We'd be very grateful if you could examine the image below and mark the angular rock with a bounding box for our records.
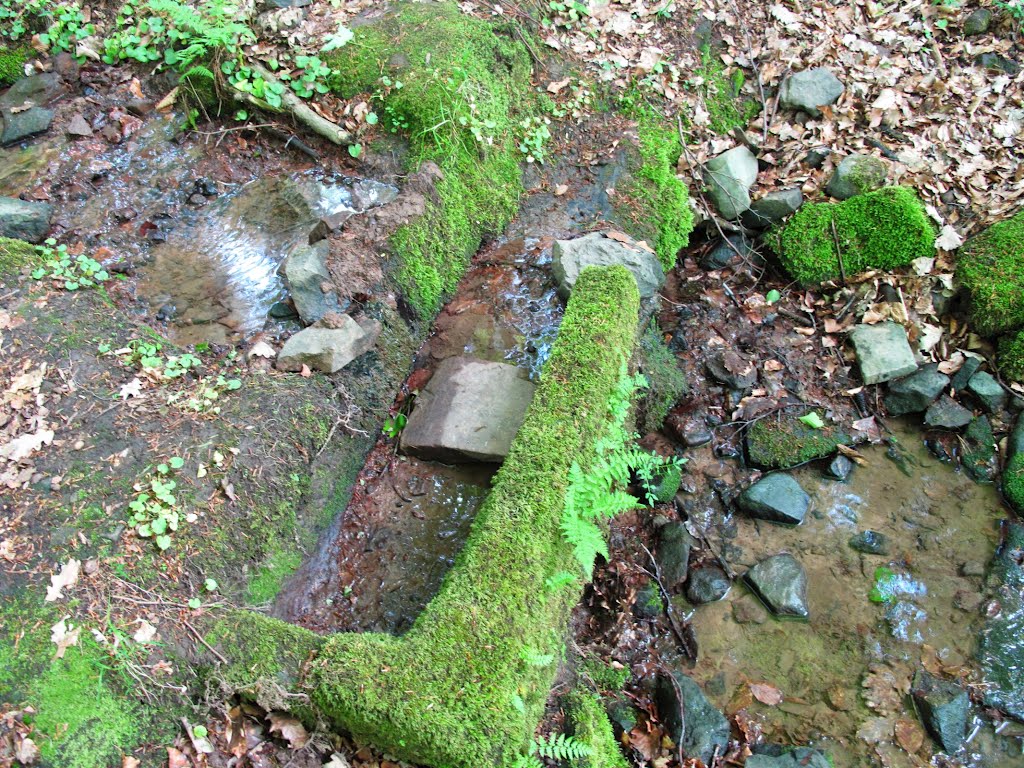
[824,454,854,481]
[655,671,731,765]
[747,412,850,469]
[924,396,973,429]
[0,73,64,110]
[706,349,757,390]
[705,146,758,220]
[283,240,340,325]
[966,371,1006,413]
[884,364,949,415]
[746,748,831,768]
[911,670,969,753]
[738,474,810,525]
[685,566,731,604]
[1,107,55,145]
[400,357,536,463]
[745,553,809,618]
[66,114,93,138]
[979,523,1024,718]
[605,699,638,739]
[962,416,997,483]
[779,68,844,117]
[849,530,889,556]
[740,188,804,229]
[633,583,662,620]
[963,8,992,35]
[552,232,664,299]
[976,53,1020,76]
[656,522,693,592]
[275,318,379,374]
[0,196,53,243]
[950,356,983,391]
[826,154,887,200]
[308,210,354,244]
[700,233,752,270]
[259,0,311,8]
[849,322,918,385]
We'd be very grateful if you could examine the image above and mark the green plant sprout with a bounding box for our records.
[31,239,109,290]
[126,457,186,550]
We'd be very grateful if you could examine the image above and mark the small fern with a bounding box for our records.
[532,733,592,761]
[544,571,577,592]
[512,756,544,768]
[521,647,556,667]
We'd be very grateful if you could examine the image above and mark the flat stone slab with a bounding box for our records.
[0,196,53,243]
[740,187,803,229]
[849,322,917,385]
[924,395,973,429]
[275,317,379,374]
[779,68,844,117]
[745,553,809,619]
[966,371,1006,413]
[738,474,810,525]
[1,107,54,145]
[552,232,664,299]
[400,356,536,463]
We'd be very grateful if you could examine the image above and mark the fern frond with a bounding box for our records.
[532,733,592,761]
[180,64,215,81]
[544,571,577,592]
[512,756,544,768]
[521,647,556,667]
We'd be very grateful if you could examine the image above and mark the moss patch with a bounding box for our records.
[746,410,850,469]
[579,657,629,692]
[0,236,40,281]
[999,328,1024,383]
[695,44,759,135]
[325,2,534,318]
[637,320,687,434]
[775,186,935,284]
[1006,453,1024,514]
[0,44,30,87]
[566,687,629,768]
[957,210,1024,336]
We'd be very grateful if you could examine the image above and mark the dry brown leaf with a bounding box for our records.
[16,736,39,765]
[123,756,141,768]
[750,682,784,706]
[45,558,81,602]
[894,718,925,754]
[268,712,309,749]
[167,747,190,768]
[837,443,868,465]
[627,726,660,762]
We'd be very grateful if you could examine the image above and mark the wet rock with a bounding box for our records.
[732,596,768,624]
[849,322,918,385]
[605,698,638,738]
[683,425,713,447]
[746,412,850,469]
[779,68,845,117]
[633,583,662,620]
[1009,413,1024,460]
[979,523,1024,718]
[268,301,299,320]
[705,349,757,390]
[950,356,982,392]
[740,188,804,229]
[963,8,992,35]
[308,210,354,244]
[911,670,969,753]
[826,155,887,200]
[0,196,53,243]
[705,146,758,219]
[655,670,731,765]
[66,114,93,138]
[849,530,890,556]
[283,240,340,325]
[400,357,536,463]
[824,454,854,481]
[924,396,973,429]
[656,522,694,592]
[700,233,751,270]
[744,553,809,619]
[275,318,380,374]
[966,371,1006,413]
[962,416,997,483]
[884,364,949,415]
[738,474,810,525]
[976,53,1021,76]
[1,107,55,145]
[746,748,831,768]
[0,73,64,110]
[552,232,664,299]
[685,566,731,604]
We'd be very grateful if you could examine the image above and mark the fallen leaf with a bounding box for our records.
[15,737,39,765]
[133,620,157,643]
[764,359,784,372]
[299,364,312,378]
[45,558,81,602]
[51,617,81,658]
[323,754,351,768]
[547,77,571,94]
[0,429,55,462]
[553,184,569,196]
[221,479,237,502]
[750,682,784,706]
[120,378,144,399]
[894,718,924,754]
[167,747,190,768]
[248,341,275,359]
[268,712,309,749]
[627,726,659,761]
[935,225,963,251]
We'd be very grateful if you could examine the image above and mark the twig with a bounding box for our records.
[183,619,228,665]
[866,137,899,161]
[639,543,698,662]
[263,126,321,162]
[664,665,686,766]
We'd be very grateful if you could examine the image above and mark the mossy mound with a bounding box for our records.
[775,186,935,284]
[746,410,851,469]
[1005,453,1024,514]
[325,1,535,318]
[999,328,1024,383]
[0,44,31,88]
[957,210,1024,337]
[696,43,760,136]
[580,657,629,692]
[566,688,630,768]
[0,236,40,280]
[637,320,687,433]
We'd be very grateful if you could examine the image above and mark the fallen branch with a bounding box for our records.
[639,543,698,663]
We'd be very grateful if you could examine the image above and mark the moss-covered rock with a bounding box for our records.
[775,186,935,284]
[999,328,1024,383]
[0,236,40,281]
[1006,453,1024,514]
[566,688,630,768]
[637,320,687,434]
[0,44,31,88]
[746,410,851,469]
[957,210,1024,336]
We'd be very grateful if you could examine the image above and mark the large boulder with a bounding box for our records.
[704,146,758,220]
[826,155,888,200]
[849,322,918,385]
[738,474,810,525]
[552,232,664,299]
[282,240,340,325]
[400,357,536,463]
[0,196,53,243]
[779,68,844,117]
[275,317,380,373]
[655,671,730,765]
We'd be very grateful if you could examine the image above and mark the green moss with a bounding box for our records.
[957,210,1024,336]
[566,688,629,768]
[776,186,935,285]
[0,236,40,280]
[325,2,534,318]
[695,44,758,135]
[999,328,1024,382]
[247,548,303,604]
[746,410,850,469]
[1006,453,1024,514]
[580,658,629,692]
[0,44,30,87]
[637,320,687,433]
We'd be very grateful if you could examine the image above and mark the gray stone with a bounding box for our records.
[966,371,1006,413]
[849,530,890,556]
[924,396,973,429]
[738,474,810,525]
[705,146,758,220]
[700,233,751,270]
[258,0,311,9]
[685,566,731,604]
[655,671,731,765]
[706,349,757,390]
[746,748,831,768]
[963,415,997,483]
[803,148,830,169]
[66,114,93,138]
[884,364,949,415]
[826,155,887,200]
[950,356,982,391]
[1,107,55,145]
[964,8,992,35]
[552,232,664,299]
[911,670,970,753]
[849,322,918,385]
[824,454,854,481]
[0,196,53,243]
[283,240,340,325]
[0,73,64,110]
[633,583,662,620]
[740,188,804,229]
[779,68,845,117]
[745,553,809,618]
[656,522,693,592]
[276,319,380,374]
[605,699,638,738]
[400,357,536,463]
[979,523,1024,717]
[976,53,1020,76]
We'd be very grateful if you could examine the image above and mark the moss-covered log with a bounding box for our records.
[209,265,641,767]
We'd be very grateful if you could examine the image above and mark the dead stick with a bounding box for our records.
[183,619,228,665]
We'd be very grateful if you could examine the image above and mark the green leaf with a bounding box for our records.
[157,463,169,475]
[188,597,202,609]
[798,412,825,429]
[765,289,781,304]
[169,456,185,469]
[348,143,362,158]
[204,578,218,592]
[193,725,208,739]
[156,534,172,550]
